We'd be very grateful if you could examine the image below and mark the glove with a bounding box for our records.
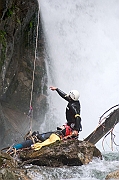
[79,124,82,131]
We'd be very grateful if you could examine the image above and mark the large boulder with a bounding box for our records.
[0,139,102,179]
[19,140,102,167]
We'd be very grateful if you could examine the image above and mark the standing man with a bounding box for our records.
[50,86,82,139]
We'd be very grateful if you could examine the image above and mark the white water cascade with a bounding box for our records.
[39,0,119,151]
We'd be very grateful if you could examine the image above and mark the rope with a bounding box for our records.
[99,104,119,123]
[102,127,114,151]
[111,132,119,147]
[102,124,119,151]
[28,8,40,132]
[111,129,114,151]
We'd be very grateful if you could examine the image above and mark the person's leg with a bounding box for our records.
[31,134,60,150]
[13,139,33,150]
[37,132,53,141]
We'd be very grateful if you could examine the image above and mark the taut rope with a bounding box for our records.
[28,8,40,133]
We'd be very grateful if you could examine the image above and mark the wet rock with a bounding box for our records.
[19,140,102,167]
[0,151,16,168]
[105,169,119,179]
[0,168,18,180]
[0,168,32,180]
[0,0,47,149]
[0,151,32,179]
[0,140,102,178]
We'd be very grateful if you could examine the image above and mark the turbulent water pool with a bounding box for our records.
[25,152,119,180]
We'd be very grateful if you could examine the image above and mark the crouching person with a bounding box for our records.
[12,123,79,151]
[31,124,80,151]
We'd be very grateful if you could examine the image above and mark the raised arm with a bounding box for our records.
[49,86,70,102]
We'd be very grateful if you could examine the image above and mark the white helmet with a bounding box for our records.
[69,90,80,101]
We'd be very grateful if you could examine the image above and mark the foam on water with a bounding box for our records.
[26,152,119,180]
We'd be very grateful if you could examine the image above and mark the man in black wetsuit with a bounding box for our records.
[49,86,82,138]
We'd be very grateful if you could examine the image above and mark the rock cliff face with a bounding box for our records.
[0,0,48,148]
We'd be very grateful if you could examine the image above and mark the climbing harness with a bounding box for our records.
[64,124,72,136]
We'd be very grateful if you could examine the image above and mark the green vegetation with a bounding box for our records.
[0,30,6,48]
[6,5,15,17]
[29,21,33,29]
[17,17,21,25]
[0,30,7,71]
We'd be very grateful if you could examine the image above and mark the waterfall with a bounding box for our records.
[39,0,119,151]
